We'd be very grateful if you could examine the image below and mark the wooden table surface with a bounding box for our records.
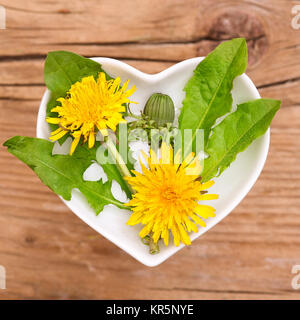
[0,0,300,300]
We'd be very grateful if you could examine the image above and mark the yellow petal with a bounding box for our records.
[49,129,68,141]
[46,117,61,124]
[120,79,129,91]
[186,158,202,176]
[199,194,219,200]
[150,149,159,165]
[162,229,169,246]
[181,152,194,169]
[178,224,191,245]
[50,127,64,136]
[173,149,182,169]
[88,131,95,149]
[139,225,151,238]
[70,136,81,155]
[161,142,173,165]
[194,205,216,219]
[190,213,206,227]
[200,180,214,190]
[171,225,180,247]
[124,85,136,97]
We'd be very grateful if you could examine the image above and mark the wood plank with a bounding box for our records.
[0,0,299,86]
[1,104,300,299]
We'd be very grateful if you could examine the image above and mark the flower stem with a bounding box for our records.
[105,137,134,194]
[149,232,160,255]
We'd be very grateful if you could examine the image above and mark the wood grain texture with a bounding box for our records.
[1,0,300,300]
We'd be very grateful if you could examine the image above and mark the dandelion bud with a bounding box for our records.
[143,93,175,126]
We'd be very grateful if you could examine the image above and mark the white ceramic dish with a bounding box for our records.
[36,57,268,267]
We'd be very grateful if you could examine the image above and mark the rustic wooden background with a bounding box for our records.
[0,0,300,300]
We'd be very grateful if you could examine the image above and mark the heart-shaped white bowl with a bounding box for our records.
[36,57,268,267]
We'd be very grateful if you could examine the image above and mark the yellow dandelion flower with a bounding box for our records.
[125,142,218,247]
[46,72,136,155]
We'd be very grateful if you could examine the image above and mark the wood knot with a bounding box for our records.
[57,9,71,15]
[25,235,36,244]
[203,11,268,66]
[208,11,265,40]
